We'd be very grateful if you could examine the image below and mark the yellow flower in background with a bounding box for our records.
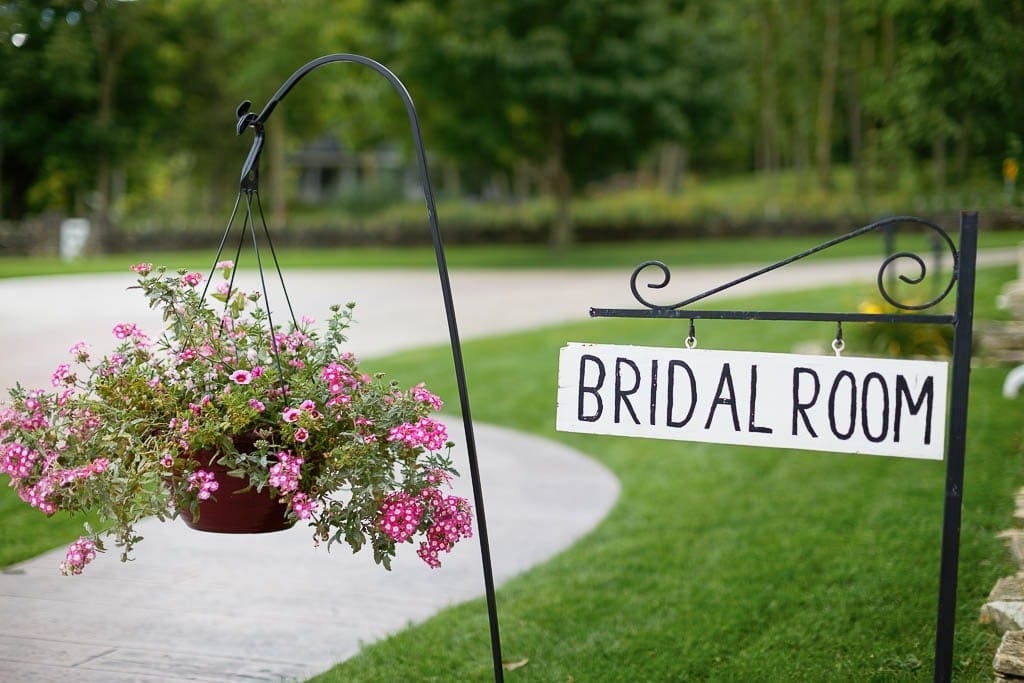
[858,300,883,315]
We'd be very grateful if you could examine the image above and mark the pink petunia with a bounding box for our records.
[51,364,71,387]
[180,272,203,288]
[229,369,252,385]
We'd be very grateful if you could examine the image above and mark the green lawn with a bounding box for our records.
[2,227,1023,278]
[1,258,1021,680]
[307,265,1022,682]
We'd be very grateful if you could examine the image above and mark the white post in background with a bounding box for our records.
[59,218,90,262]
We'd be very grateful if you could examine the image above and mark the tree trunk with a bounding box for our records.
[546,123,573,251]
[89,33,120,254]
[659,143,687,194]
[881,12,898,189]
[443,162,461,197]
[549,164,573,252]
[791,0,813,178]
[933,134,947,202]
[268,118,288,228]
[815,0,840,190]
[513,161,533,201]
[845,63,866,195]
[955,115,971,182]
[757,3,778,174]
[90,58,118,254]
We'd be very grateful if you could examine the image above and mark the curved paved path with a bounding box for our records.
[0,247,1017,681]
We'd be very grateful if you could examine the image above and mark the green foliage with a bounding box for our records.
[308,270,1022,681]
[387,0,739,192]
[0,0,171,217]
[4,0,1024,249]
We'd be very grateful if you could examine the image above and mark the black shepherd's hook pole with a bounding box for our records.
[237,54,505,682]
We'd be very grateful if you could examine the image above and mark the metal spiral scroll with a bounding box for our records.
[628,215,959,312]
[875,218,958,310]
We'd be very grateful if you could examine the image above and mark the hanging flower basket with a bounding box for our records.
[0,262,473,574]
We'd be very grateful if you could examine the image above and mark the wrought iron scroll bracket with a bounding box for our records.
[232,54,505,683]
[599,215,960,324]
[590,211,979,683]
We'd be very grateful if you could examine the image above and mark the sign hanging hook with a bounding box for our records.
[685,319,697,349]
[832,321,845,357]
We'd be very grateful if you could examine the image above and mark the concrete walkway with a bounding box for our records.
[0,247,1018,681]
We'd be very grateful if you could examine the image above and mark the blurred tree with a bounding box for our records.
[386,0,737,249]
[4,0,1024,241]
[0,1,167,240]
[196,0,380,228]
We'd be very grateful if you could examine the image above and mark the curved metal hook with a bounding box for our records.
[233,54,504,682]
[235,54,441,230]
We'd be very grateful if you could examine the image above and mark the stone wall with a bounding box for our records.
[978,248,1024,680]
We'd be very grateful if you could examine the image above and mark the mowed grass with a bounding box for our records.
[0,255,1021,679]
[1,227,1023,278]
[307,265,1023,682]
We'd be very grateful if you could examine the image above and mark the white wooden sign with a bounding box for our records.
[556,343,949,460]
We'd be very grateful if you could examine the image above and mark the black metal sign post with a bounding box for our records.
[231,54,505,682]
[589,212,978,683]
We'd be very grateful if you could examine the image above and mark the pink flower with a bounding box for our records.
[378,492,424,543]
[129,263,152,274]
[68,341,90,360]
[288,492,320,520]
[187,469,219,500]
[1,442,39,479]
[416,490,473,569]
[229,369,252,385]
[387,417,449,452]
[51,364,71,387]
[294,428,309,443]
[60,537,98,575]
[425,469,452,486]
[180,272,203,288]
[112,323,140,340]
[248,399,266,412]
[282,407,301,423]
[215,260,234,270]
[268,451,302,493]
[412,383,444,410]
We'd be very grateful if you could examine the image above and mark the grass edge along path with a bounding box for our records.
[2,228,1023,278]
[311,266,1022,682]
